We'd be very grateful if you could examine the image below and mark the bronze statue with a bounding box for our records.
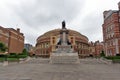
[62,21,66,29]
[56,21,71,46]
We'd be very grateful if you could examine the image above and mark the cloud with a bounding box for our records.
[11,0,85,28]
[79,12,103,42]
[2,0,117,45]
[4,0,85,45]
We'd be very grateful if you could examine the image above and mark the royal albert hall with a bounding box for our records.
[35,23,89,58]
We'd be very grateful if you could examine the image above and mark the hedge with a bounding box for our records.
[105,56,120,60]
[18,55,27,58]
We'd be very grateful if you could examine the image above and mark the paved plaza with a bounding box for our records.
[0,58,120,80]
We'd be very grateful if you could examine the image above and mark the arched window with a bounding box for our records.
[71,37,73,44]
[52,37,55,44]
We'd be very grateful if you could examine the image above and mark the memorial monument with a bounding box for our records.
[50,21,79,64]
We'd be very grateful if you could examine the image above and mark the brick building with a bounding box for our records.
[89,41,104,57]
[102,2,120,56]
[35,23,89,58]
[94,41,104,56]
[24,43,33,52]
[0,26,24,54]
[89,42,95,56]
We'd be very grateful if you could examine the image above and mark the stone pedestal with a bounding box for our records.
[50,53,79,64]
[56,45,73,53]
[50,21,79,64]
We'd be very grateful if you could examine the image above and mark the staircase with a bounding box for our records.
[50,53,79,64]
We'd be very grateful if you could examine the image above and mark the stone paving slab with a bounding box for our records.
[0,58,120,80]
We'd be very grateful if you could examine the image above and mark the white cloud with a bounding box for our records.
[0,0,120,45]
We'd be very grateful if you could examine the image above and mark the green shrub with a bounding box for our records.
[17,49,28,58]
[112,59,120,63]
[0,42,7,52]
[105,56,120,60]
[9,53,16,55]
[0,54,7,58]
[0,58,5,62]
[22,49,28,55]
[0,54,6,57]
[100,51,105,57]
[7,53,18,58]
[18,55,27,58]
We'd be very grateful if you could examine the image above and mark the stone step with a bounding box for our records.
[50,53,79,64]
[26,58,50,64]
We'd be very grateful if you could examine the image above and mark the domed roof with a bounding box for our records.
[37,28,88,41]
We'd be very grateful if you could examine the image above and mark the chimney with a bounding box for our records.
[118,2,120,10]
[17,28,20,33]
[103,11,109,18]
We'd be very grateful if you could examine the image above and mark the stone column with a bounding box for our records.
[62,32,67,45]
[105,43,108,56]
[115,38,119,55]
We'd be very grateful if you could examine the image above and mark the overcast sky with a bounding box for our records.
[0,0,120,46]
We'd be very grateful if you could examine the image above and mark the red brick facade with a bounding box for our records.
[102,2,120,56]
[0,26,24,54]
[89,41,104,57]
[35,29,89,58]
[0,26,9,48]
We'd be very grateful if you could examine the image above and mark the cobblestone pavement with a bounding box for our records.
[0,58,120,80]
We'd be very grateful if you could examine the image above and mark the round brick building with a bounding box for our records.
[35,27,89,58]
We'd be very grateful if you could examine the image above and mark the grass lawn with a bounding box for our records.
[0,57,19,62]
[7,58,19,61]
[0,58,5,62]
[104,56,120,63]
[112,59,120,63]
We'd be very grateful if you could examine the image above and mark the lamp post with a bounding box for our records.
[4,52,8,61]
[3,51,8,66]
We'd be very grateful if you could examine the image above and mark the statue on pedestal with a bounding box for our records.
[57,21,71,46]
[62,21,66,29]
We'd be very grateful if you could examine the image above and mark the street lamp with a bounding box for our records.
[4,52,8,61]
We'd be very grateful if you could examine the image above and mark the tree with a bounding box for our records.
[0,42,7,52]
[22,49,28,55]
[18,49,28,58]
[100,50,105,57]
